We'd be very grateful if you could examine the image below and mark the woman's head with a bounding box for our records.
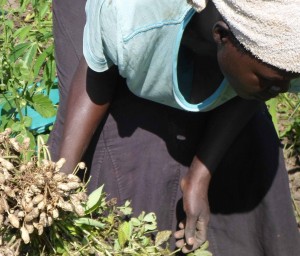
[211,0,300,73]
[213,21,299,101]
[188,0,300,101]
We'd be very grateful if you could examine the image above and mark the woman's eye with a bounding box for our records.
[259,77,273,88]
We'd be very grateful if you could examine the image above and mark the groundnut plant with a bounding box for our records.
[0,128,88,255]
[0,128,212,256]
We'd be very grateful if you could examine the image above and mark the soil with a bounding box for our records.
[285,149,300,230]
[7,0,18,9]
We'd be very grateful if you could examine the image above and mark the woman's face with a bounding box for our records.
[217,39,299,101]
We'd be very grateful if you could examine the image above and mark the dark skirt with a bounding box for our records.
[48,0,86,161]
[48,1,300,255]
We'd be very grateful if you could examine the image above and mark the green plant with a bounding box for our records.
[0,129,213,255]
[0,0,56,146]
[267,93,300,161]
[267,93,300,228]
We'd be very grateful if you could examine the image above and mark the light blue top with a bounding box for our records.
[83,0,300,112]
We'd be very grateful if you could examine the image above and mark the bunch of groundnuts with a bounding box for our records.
[0,128,87,247]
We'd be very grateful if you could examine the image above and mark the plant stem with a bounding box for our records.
[168,247,182,255]
[289,101,300,119]
[282,94,295,109]
[81,228,110,249]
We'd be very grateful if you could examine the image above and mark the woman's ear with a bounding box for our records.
[212,21,231,45]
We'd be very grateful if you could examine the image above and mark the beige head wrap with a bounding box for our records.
[187,0,300,73]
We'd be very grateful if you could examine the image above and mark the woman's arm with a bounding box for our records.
[59,57,119,173]
[196,97,263,172]
[175,97,263,253]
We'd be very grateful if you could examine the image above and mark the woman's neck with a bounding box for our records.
[181,1,221,57]
[181,2,224,104]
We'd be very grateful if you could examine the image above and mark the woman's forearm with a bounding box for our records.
[59,57,118,173]
[196,97,263,174]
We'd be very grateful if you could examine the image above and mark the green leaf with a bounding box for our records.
[74,218,105,228]
[141,236,151,247]
[0,0,7,7]
[118,221,132,248]
[155,230,172,247]
[143,212,156,223]
[13,26,32,41]
[39,2,50,19]
[130,217,141,227]
[33,45,53,78]
[41,32,53,41]
[23,43,38,69]
[31,94,56,118]
[201,241,210,250]
[56,246,66,254]
[4,19,13,30]
[11,121,23,132]
[144,223,157,232]
[14,59,32,82]
[50,58,56,81]
[43,56,56,83]
[22,116,32,128]
[145,247,156,253]
[187,241,213,256]
[118,200,132,216]
[85,185,104,214]
[10,43,31,62]
[20,0,31,10]
[114,239,121,251]
[191,251,213,256]
[106,214,114,225]
[138,211,145,221]
[266,98,279,135]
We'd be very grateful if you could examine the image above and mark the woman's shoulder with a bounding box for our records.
[116,0,191,39]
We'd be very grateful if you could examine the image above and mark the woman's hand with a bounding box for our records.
[174,156,211,254]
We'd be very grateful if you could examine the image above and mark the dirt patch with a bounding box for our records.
[288,170,300,229]
[284,142,300,230]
